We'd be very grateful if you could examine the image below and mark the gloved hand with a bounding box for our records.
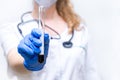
[17,28,49,71]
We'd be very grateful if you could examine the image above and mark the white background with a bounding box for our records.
[0,0,120,80]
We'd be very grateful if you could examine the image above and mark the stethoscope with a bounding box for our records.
[17,11,74,48]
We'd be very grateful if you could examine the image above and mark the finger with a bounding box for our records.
[29,35,42,47]
[31,28,41,39]
[24,35,41,54]
[18,40,34,57]
[44,33,50,45]
[44,34,49,57]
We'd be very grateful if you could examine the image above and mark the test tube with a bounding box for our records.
[38,6,45,63]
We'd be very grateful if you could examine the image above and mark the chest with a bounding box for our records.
[47,34,86,67]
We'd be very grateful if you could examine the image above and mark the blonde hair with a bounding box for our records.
[56,0,81,33]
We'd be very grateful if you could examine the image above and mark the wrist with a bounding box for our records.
[23,61,45,71]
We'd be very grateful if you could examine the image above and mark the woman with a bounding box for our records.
[0,0,100,80]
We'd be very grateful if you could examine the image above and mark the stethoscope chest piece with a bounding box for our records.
[63,41,73,48]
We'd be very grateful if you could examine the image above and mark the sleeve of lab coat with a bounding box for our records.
[81,25,101,80]
[83,46,101,80]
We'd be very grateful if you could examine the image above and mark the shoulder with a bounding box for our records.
[0,22,21,54]
[75,19,88,38]
[0,22,20,40]
[73,21,89,47]
[78,19,88,33]
[0,22,19,32]
[76,20,88,35]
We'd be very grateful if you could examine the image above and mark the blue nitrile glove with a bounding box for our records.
[17,28,49,71]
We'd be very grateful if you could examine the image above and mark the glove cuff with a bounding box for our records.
[23,61,45,71]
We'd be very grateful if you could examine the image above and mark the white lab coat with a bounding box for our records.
[0,14,101,80]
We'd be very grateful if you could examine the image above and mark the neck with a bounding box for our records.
[32,2,59,20]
